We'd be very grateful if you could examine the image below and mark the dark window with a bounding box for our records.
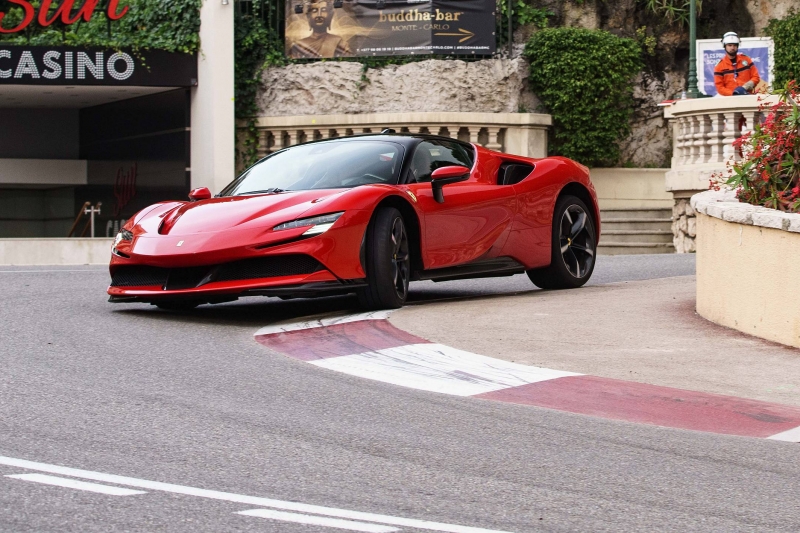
[497,163,534,185]
[408,140,474,183]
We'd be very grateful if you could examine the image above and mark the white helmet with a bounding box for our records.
[722,32,740,45]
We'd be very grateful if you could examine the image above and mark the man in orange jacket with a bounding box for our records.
[714,32,760,96]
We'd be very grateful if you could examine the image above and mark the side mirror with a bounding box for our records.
[188,187,212,201]
[430,166,470,203]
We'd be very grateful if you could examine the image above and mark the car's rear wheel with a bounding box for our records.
[357,207,410,310]
[527,194,596,290]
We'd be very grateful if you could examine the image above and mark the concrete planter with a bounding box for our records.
[691,190,800,348]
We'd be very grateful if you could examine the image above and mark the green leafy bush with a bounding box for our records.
[765,10,800,89]
[524,28,643,167]
[0,0,201,54]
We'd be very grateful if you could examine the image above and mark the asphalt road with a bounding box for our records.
[2,254,800,532]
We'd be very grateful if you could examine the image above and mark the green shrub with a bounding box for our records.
[0,0,201,54]
[765,10,800,88]
[524,28,643,167]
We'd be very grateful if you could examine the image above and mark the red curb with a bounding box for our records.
[476,375,800,438]
[255,319,429,361]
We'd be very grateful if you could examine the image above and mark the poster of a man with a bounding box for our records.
[288,1,352,59]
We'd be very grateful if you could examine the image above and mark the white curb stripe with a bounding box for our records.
[312,343,581,397]
[767,425,800,442]
[237,509,399,532]
[0,455,512,533]
[255,311,394,337]
[6,473,147,496]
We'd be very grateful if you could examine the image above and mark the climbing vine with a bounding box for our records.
[524,28,643,167]
[765,10,800,89]
[0,0,201,53]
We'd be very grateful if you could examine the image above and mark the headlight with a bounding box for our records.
[113,229,133,247]
[273,212,344,236]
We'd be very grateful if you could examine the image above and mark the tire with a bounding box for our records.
[357,207,411,310]
[527,194,596,290]
[155,301,200,311]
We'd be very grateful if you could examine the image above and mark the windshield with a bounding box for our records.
[220,140,404,196]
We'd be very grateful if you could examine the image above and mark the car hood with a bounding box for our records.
[151,190,347,236]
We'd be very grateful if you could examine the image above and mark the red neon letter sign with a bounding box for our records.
[0,0,35,34]
[1,0,128,33]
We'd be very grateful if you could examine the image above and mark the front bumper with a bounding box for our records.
[107,210,372,303]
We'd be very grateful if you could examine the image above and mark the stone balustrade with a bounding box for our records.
[237,112,552,170]
[662,95,779,252]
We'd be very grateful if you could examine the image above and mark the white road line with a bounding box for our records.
[312,343,581,396]
[0,455,512,533]
[255,311,394,336]
[768,425,800,442]
[6,473,147,496]
[237,509,399,532]
[0,270,106,273]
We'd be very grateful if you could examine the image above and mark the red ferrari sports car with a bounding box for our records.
[108,132,599,310]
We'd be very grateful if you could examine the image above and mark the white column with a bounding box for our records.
[190,0,235,194]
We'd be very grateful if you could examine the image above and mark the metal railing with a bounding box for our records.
[67,202,102,238]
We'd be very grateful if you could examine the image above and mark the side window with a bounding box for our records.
[408,140,474,183]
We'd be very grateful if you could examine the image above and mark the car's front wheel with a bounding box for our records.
[357,207,410,310]
[527,194,596,290]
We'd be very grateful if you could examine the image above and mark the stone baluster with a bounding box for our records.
[486,127,502,151]
[468,126,480,145]
[256,129,270,158]
[408,126,425,134]
[289,129,303,146]
[722,112,742,162]
[674,117,687,165]
[707,113,726,164]
[694,114,712,164]
[687,116,700,165]
[680,117,692,165]
[741,111,759,136]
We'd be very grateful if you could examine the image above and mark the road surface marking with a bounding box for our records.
[237,509,399,532]
[255,315,800,442]
[0,455,512,533]
[255,310,393,336]
[5,473,147,496]
[768,425,800,442]
[0,270,106,273]
[312,343,579,396]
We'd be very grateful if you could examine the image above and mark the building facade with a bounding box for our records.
[0,0,233,238]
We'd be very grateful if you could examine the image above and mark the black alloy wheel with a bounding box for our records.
[559,202,595,278]
[358,207,411,309]
[527,195,596,290]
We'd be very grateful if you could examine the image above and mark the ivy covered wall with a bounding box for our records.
[0,0,201,53]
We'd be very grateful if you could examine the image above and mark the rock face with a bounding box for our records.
[746,0,796,34]
[257,58,539,116]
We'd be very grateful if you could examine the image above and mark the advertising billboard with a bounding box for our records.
[696,37,774,96]
[285,0,496,58]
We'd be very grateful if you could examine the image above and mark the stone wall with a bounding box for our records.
[257,58,539,117]
[672,198,697,253]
